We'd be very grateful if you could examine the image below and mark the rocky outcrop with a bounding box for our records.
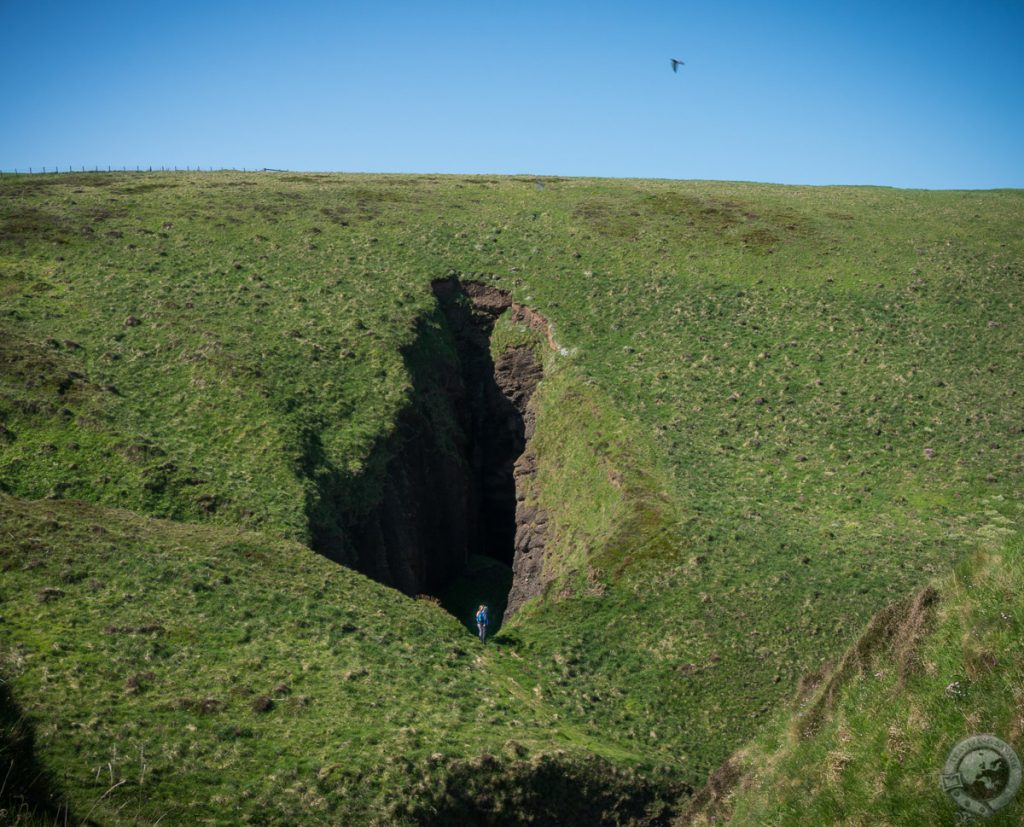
[507,446,546,618]
[448,282,550,619]
[496,347,548,620]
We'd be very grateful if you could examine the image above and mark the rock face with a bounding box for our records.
[319,277,550,616]
[438,280,550,619]
[496,347,547,620]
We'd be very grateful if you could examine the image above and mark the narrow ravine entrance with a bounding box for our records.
[428,279,545,633]
[317,277,550,635]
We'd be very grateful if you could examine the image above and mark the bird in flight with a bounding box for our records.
[671,58,685,73]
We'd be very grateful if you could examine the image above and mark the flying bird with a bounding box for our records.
[671,58,685,73]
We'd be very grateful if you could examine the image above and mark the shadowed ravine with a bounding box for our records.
[308,277,549,630]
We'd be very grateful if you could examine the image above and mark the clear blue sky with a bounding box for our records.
[2,0,1022,188]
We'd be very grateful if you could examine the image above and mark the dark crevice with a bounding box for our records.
[306,277,546,628]
[432,278,531,571]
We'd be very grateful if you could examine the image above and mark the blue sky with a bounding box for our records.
[1,0,1021,188]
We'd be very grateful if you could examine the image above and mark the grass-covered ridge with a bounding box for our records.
[682,498,1023,826]
[1,172,1022,823]
[0,494,676,824]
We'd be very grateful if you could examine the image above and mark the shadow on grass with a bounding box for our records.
[487,631,524,649]
[403,751,690,826]
[0,678,83,825]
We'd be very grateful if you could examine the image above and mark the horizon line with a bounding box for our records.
[1,166,1021,193]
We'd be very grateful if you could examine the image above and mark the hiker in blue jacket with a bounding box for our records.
[475,604,489,644]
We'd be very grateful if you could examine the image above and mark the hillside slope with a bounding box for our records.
[682,499,1022,826]
[0,493,678,824]
[1,172,1022,823]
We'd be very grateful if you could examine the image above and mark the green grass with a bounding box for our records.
[686,498,1023,826]
[0,494,670,824]
[0,171,1022,823]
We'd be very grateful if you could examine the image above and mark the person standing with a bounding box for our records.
[475,604,489,644]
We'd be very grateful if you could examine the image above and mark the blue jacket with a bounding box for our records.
[476,608,489,625]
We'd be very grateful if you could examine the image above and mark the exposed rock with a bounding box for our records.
[454,283,549,620]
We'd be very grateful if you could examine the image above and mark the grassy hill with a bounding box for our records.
[681,503,1023,826]
[1,171,1021,823]
[0,494,675,824]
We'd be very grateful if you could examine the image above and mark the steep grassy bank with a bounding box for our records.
[1,172,1022,822]
[683,499,1023,826]
[0,493,680,824]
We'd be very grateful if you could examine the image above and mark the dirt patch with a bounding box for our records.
[795,585,940,739]
[673,757,742,825]
[643,193,747,232]
[318,205,351,226]
[461,279,513,315]
[115,181,179,194]
[740,228,780,254]
[510,175,571,186]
